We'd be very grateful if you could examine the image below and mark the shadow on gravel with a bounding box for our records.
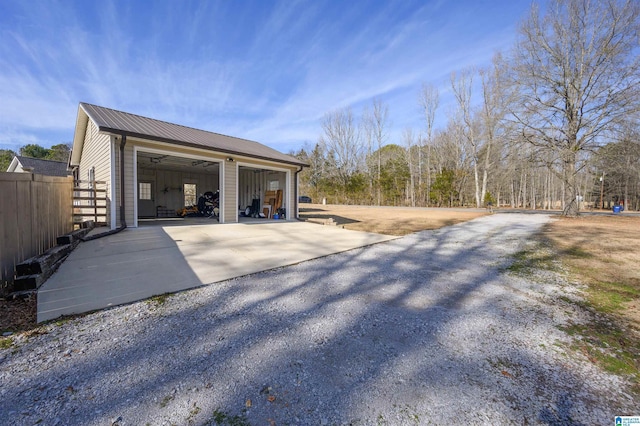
[1,214,631,425]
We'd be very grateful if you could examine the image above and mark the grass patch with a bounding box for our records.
[563,322,639,378]
[209,409,250,426]
[147,293,171,307]
[562,245,592,259]
[0,336,14,349]
[505,242,557,277]
[54,317,73,327]
[159,394,174,408]
[588,282,638,313]
[187,403,201,424]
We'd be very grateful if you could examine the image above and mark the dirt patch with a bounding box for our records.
[300,204,487,235]
[0,294,37,333]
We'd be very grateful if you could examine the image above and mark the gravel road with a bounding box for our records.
[1,213,637,425]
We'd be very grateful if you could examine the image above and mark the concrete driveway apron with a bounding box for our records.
[37,221,397,322]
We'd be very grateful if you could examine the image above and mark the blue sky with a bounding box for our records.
[0,0,535,154]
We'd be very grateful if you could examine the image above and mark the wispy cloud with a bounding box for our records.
[0,0,531,152]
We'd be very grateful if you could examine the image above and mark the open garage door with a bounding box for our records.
[136,151,220,222]
[238,166,288,219]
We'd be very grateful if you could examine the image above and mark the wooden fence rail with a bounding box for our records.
[0,173,74,292]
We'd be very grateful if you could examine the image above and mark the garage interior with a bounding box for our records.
[136,152,220,220]
[238,166,287,219]
[136,152,287,221]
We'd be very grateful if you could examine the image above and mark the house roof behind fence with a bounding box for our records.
[10,156,71,176]
[74,102,307,167]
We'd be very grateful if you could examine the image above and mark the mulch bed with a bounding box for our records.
[0,295,37,333]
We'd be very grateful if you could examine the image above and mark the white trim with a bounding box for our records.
[235,160,291,173]
[233,161,239,223]
[287,169,293,221]
[295,170,300,220]
[133,144,225,163]
[219,159,225,223]
[6,157,20,172]
[237,161,293,221]
[110,136,117,230]
[119,135,299,169]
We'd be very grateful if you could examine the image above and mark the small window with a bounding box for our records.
[269,180,279,190]
[139,182,152,200]
[184,183,197,206]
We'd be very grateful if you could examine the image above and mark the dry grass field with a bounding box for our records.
[299,204,488,235]
[543,215,640,323]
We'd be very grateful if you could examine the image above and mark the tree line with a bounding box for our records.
[294,0,640,214]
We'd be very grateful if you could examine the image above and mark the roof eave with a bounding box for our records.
[70,105,89,166]
[6,156,20,172]
[99,127,309,168]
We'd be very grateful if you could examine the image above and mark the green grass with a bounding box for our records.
[587,281,640,313]
[563,322,639,378]
[209,409,250,426]
[0,336,14,349]
[147,293,171,307]
[504,242,557,277]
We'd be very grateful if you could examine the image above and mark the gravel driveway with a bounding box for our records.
[1,213,637,425]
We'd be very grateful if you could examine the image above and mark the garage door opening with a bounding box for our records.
[136,152,220,221]
[238,166,287,220]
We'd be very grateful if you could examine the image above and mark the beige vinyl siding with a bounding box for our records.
[78,120,111,186]
[78,120,112,224]
[223,161,237,223]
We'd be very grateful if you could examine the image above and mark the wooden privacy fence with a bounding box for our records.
[0,173,74,291]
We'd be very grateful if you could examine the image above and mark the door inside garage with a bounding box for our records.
[136,152,220,220]
[238,166,287,219]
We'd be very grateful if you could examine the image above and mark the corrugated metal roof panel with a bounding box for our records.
[79,103,307,167]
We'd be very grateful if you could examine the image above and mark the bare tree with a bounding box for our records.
[403,128,416,206]
[478,54,511,207]
[320,107,363,195]
[451,68,484,208]
[418,84,439,205]
[362,99,389,205]
[510,0,640,216]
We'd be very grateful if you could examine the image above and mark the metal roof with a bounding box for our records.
[78,103,307,167]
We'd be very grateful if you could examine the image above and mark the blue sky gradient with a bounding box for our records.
[0,0,535,154]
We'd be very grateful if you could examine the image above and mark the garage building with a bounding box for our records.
[70,102,307,229]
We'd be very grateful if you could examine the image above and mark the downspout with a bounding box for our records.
[294,165,303,220]
[119,134,127,228]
